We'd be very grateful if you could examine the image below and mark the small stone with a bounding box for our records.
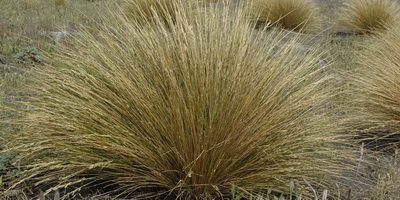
[0,55,5,64]
[319,58,328,69]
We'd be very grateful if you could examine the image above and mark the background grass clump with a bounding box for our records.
[350,23,400,150]
[54,0,67,7]
[1,1,357,199]
[338,0,400,34]
[248,0,321,32]
[121,0,197,26]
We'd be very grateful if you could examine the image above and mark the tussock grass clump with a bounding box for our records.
[121,0,196,25]
[4,2,355,199]
[338,0,400,34]
[54,0,67,6]
[351,24,400,149]
[248,0,321,32]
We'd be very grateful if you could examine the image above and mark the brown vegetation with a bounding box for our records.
[351,23,400,150]
[121,0,196,26]
[248,0,321,32]
[2,2,356,199]
[54,0,67,6]
[338,0,400,34]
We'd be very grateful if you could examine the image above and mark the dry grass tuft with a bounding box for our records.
[248,0,321,33]
[3,2,356,199]
[338,0,400,34]
[120,0,197,26]
[54,0,67,6]
[370,151,400,198]
[351,24,400,150]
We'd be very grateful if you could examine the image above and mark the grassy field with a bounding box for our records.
[1,0,400,199]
